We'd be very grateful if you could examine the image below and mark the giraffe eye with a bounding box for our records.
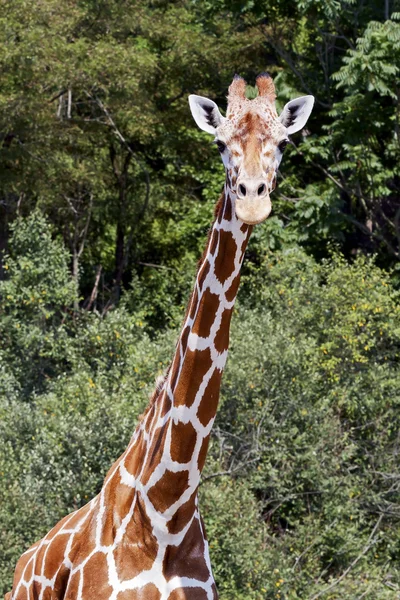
[216,141,226,153]
[278,139,289,153]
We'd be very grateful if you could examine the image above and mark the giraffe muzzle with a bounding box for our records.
[235,180,272,225]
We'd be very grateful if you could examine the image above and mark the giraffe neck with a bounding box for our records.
[119,185,251,516]
[166,183,251,446]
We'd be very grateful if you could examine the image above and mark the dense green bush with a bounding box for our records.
[1,214,400,598]
[212,248,400,597]
[0,212,77,399]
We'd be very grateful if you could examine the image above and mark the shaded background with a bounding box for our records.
[1,1,400,597]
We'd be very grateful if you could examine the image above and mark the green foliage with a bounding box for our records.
[207,247,400,597]
[0,0,254,313]
[201,480,270,599]
[1,216,400,599]
[0,212,77,398]
[215,1,400,265]
[1,0,400,319]
[1,1,400,598]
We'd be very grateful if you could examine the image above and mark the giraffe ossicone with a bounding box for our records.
[6,74,314,600]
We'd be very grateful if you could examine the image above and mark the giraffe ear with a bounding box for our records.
[189,95,225,135]
[280,95,315,135]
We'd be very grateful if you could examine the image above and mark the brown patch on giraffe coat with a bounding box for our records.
[115,479,136,522]
[213,230,237,284]
[125,434,147,477]
[160,393,172,417]
[240,231,251,262]
[163,517,209,582]
[170,352,181,392]
[197,434,210,472]
[197,260,210,291]
[174,347,212,408]
[113,495,158,582]
[123,494,154,541]
[225,274,240,303]
[64,570,80,599]
[70,527,97,569]
[192,288,219,339]
[181,325,190,354]
[149,422,168,464]
[214,308,233,354]
[30,508,87,583]
[189,287,198,320]
[53,563,71,596]
[21,555,33,582]
[167,491,197,535]
[141,422,168,485]
[34,545,45,576]
[14,588,28,600]
[222,196,232,221]
[209,229,218,256]
[217,199,224,223]
[42,585,53,599]
[117,585,161,600]
[43,533,70,580]
[170,420,198,464]
[100,505,116,547]
[147,469,189,513]
[144,402,157,435]
[168,588,208,600]
[65,506,97,567]
[81,552,113,597]
[197,369,222,427]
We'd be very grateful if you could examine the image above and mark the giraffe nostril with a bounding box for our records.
[257,184,266,196]
[238,184,246,197]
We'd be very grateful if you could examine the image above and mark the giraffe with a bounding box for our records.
[6,74,314,600]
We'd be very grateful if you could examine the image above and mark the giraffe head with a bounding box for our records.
[189,73,314,225]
